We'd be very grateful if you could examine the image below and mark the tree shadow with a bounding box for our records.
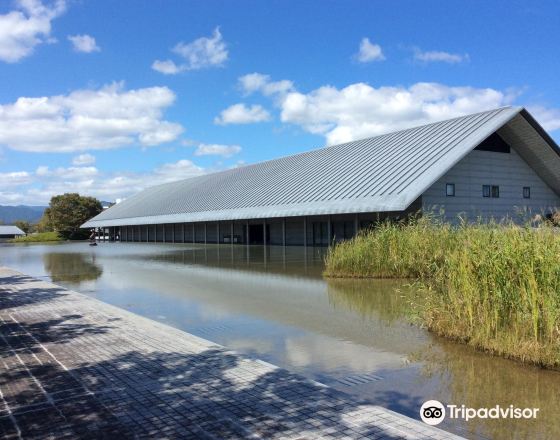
[0,274,70,311]
[1,343,423,439]
[1,314,114,352]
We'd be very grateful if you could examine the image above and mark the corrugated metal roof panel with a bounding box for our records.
[83,107,529,227]
[0,226,25,235]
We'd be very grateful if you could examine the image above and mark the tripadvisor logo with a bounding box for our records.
[420,400,539,426]
[420,400,445,425]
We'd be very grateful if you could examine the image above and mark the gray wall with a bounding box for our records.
[423,147,560,223]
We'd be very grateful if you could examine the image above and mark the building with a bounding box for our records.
[82,107,560,246]
[0,225,25,241]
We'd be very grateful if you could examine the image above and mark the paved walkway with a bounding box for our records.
[0,267,462,439]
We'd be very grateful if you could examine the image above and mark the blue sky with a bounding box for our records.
[0,0,559,205]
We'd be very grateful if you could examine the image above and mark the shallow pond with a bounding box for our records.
[1,242,559,439]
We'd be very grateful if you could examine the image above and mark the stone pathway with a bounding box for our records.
[0,267,462,439]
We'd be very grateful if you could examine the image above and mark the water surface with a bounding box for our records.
[2,242,559,440]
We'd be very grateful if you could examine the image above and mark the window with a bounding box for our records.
[483,185,500,198]
[446,183,455,197]
[523,187,531,199]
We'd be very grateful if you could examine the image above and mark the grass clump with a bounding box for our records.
[10,231,62,243]
[324,217,560,368]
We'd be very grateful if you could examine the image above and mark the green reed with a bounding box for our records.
[324,217,560,368]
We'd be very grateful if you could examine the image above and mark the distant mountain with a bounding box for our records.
[0,205,47,224]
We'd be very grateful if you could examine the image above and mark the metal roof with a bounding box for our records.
[83,106,560,228]
[0,225,25,235]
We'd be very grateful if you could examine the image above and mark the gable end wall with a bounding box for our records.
[422,147,560,223]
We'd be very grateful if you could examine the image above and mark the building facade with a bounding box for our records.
[83,107,560,246]
[0,226,25,241]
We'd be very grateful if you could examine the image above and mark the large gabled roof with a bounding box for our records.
[83,106,560,228]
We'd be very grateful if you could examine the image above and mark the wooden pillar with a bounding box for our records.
[182,223,185,243]
[154,224,157,242]
[282,218,286,247]
[217,222,220,244]
[192,223,195,243]
[263,220,267,248]
[230,222,234,245]
[354,214,359,237]
[131,226,134,242]
[204,222,207,244]
[145,225,148,242]
[172,224,175,243]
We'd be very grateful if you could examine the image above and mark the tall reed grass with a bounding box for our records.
[324,217,560,368]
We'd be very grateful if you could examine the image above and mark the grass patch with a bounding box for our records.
[324,218,560,368]
[10,231,63,243]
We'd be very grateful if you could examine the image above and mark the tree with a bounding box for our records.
[36,210,53,233]
[46,193,103,240]
[14,220,31,234]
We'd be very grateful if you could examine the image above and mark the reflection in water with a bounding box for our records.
[141,245,327,278]
[1,242,560,440]
[43,252,103,283]
[417,340,560,440]
[327,278,422,324]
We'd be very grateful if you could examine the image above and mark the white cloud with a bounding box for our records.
[151,59,181,75]
[0,82,184,152]
[279,81,516,144]
[0,159,205,205]
[72,153,95,165]
[68,34,100,53]
[214,103,271,125]
[0,0,66,63]
[414,48,469,64]
[355,38,385,63]
[194,143,241,157]
[528,106,560,132]
[152,27,228,74]
[0,171,32,187]
[238,73,294,97]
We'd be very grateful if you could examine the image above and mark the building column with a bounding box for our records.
[303,216,307,248]
[192,223,195,243]
[172,224,175,243]
[246,220,250,262]
[217,222,220,244]
[204,222,207,245]
[230,222,234,245]
[182,223,185,243]
[154,225,157,242]
[354,214,359,237]
[282,218,286,247]
[131,226,134,242]
[327,215,332,246]
[263,220,267,248]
